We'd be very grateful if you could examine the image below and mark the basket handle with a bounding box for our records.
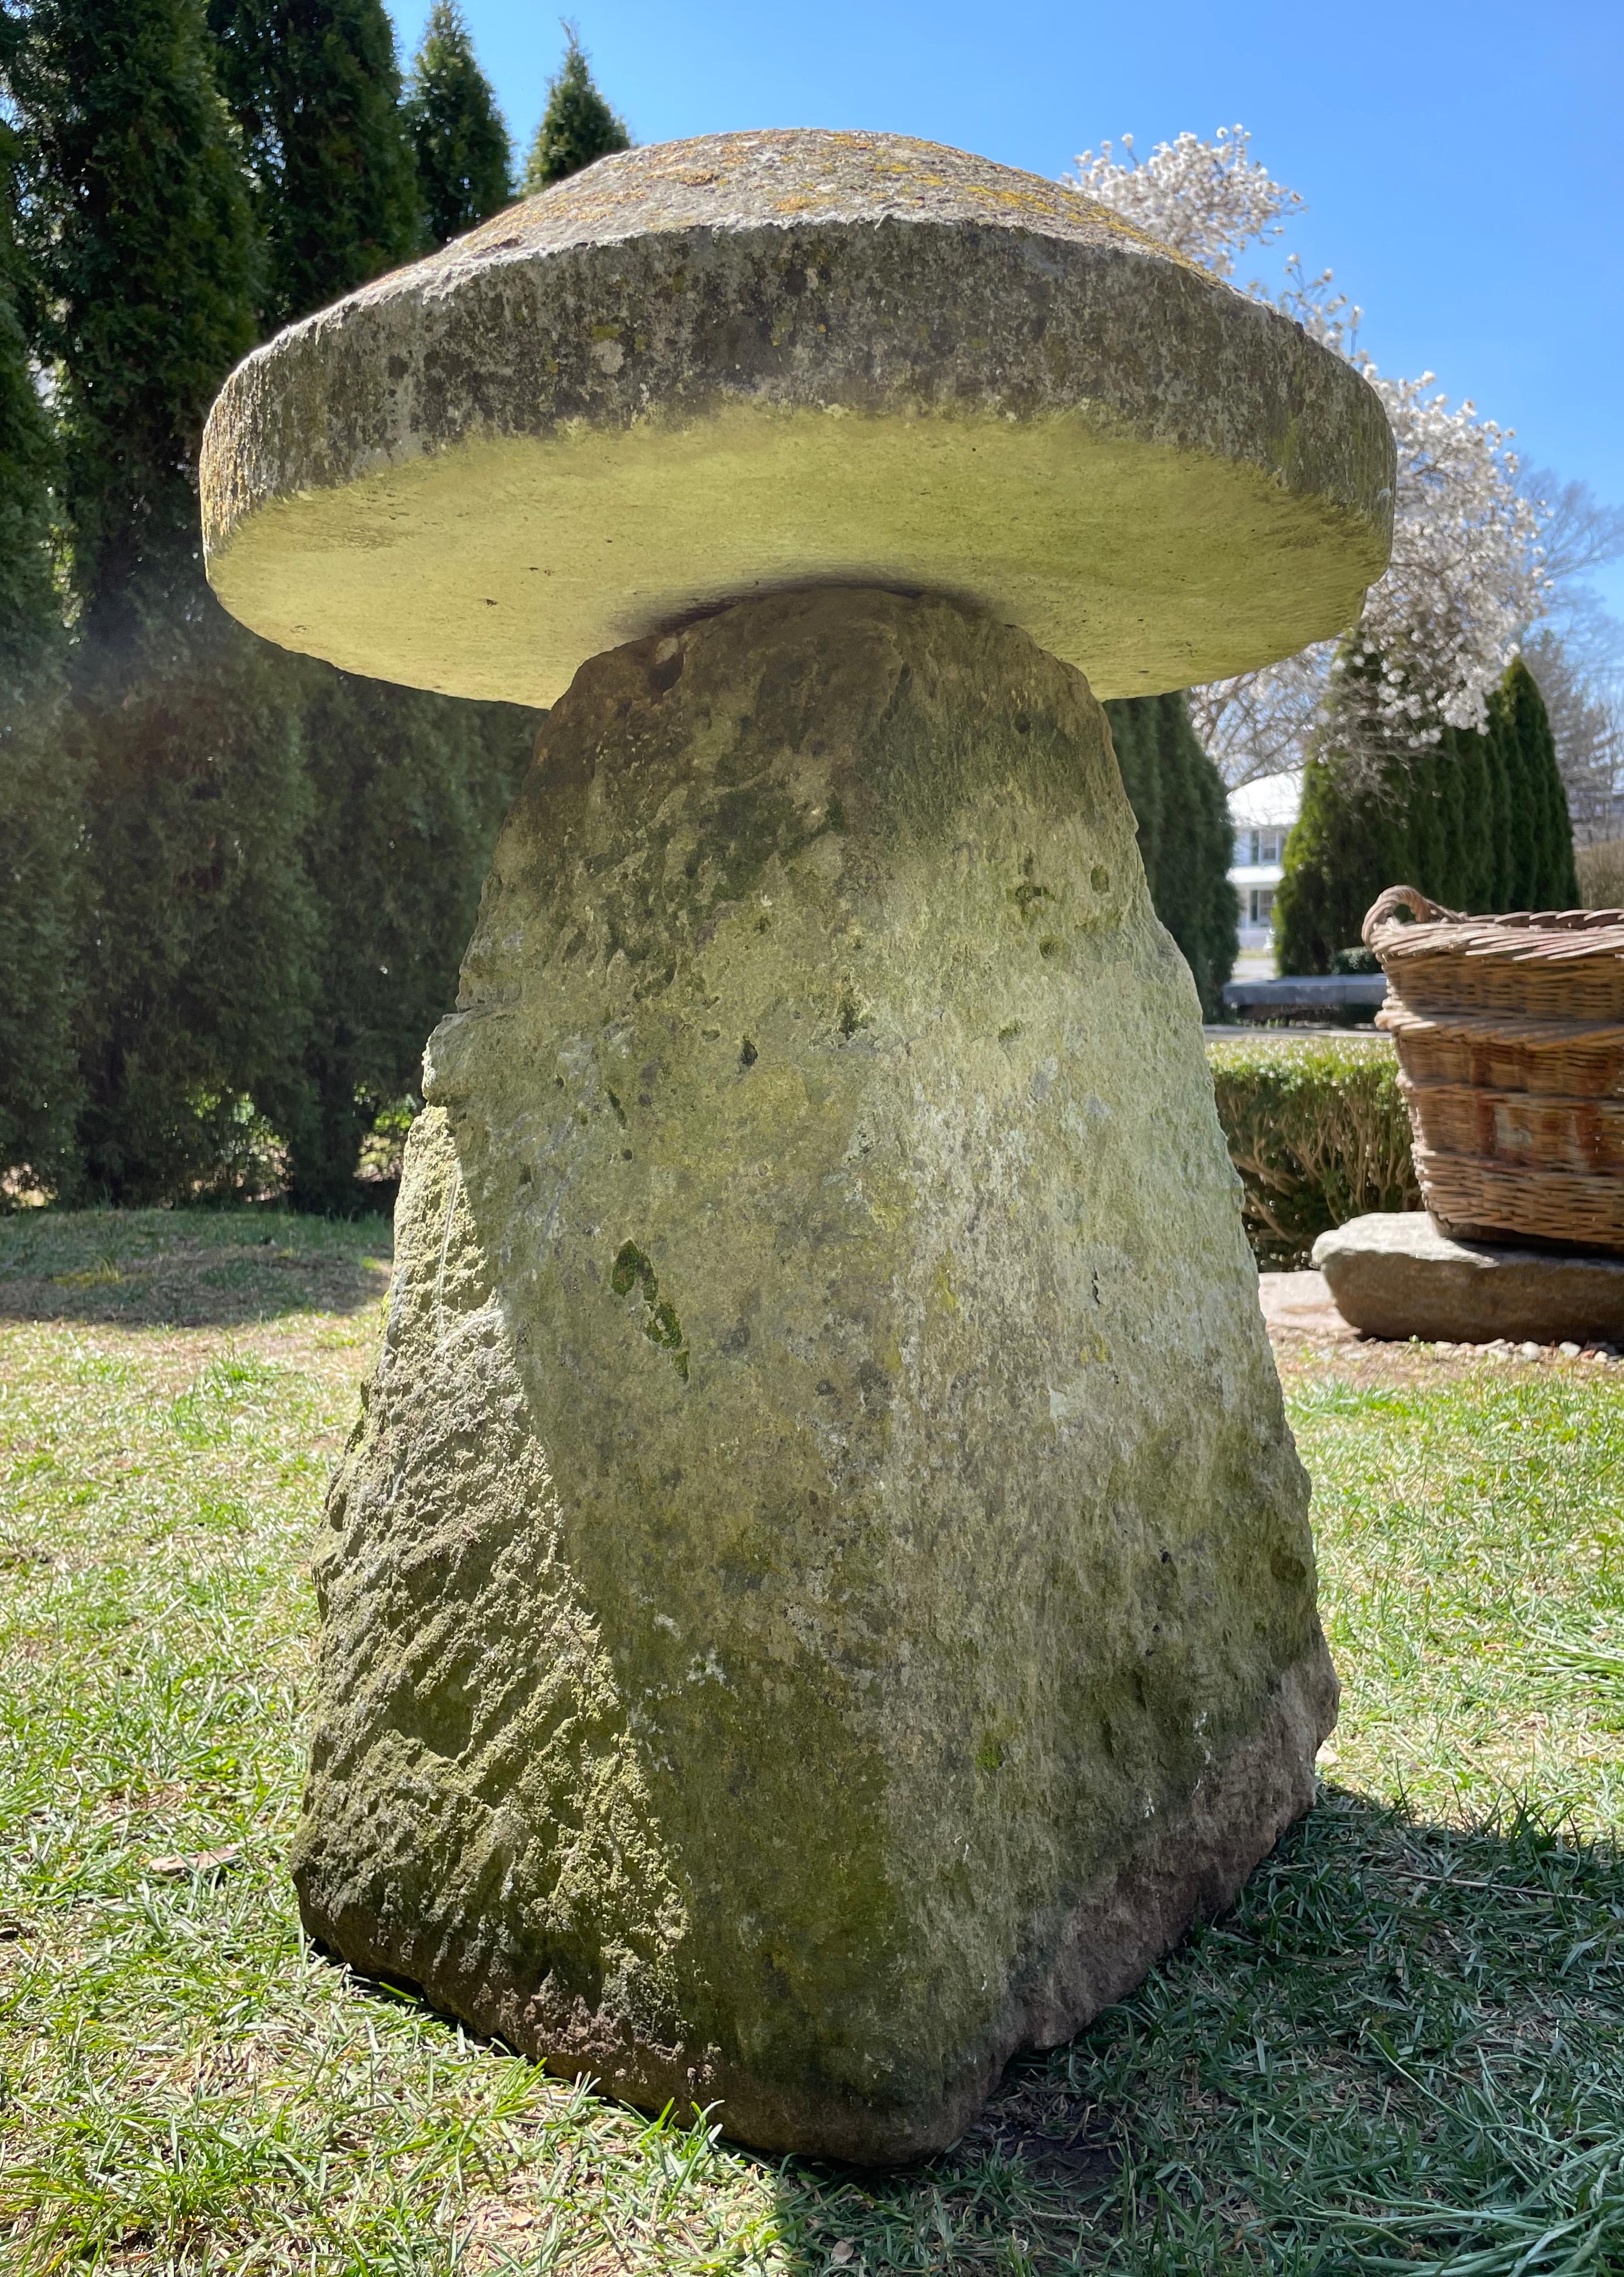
[1361,884,1461,946]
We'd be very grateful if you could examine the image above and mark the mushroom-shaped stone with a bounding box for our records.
[207,132,1375,2164]
[200,129,1392,708]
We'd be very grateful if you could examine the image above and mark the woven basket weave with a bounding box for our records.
[1364,885,1624,1252]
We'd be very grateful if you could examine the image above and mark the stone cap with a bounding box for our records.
[200,129,1396,709]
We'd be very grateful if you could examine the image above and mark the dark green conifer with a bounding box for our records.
[208,0,424,327]
[1271,750,1399,977]
[405,0,512,246]
[1493,657,1577,908]
[10,0,318,1200]
[522,23,629,193]
[282,680,532,1212]
[0,127,60,678]
[18,0,262,636]
[0,107,84,1188]
[66,656,318,1200]
[206,0,535,1209]
[1105,691,1238,1017]
[1275,651,1578,973]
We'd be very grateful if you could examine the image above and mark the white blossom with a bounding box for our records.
[1065,126,1300,281]
[1067,131,1554,780]
[1341,373,1549,740]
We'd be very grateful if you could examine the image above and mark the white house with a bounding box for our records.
[1228,769,1302,961]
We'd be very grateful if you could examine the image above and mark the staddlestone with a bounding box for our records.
[1315,1211,1624,1344]
[292,590,1337,2160]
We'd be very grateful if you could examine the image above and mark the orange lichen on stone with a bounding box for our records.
[435,127,1185,267]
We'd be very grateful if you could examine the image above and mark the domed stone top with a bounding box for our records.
[200,128,1395,710]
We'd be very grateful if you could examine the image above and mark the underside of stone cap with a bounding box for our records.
[200,128,1395,709]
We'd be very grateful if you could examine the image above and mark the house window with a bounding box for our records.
[1249,886,1275,926]
[1235,829,1284,867]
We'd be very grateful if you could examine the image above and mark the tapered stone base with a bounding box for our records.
[291,590,1336,2160]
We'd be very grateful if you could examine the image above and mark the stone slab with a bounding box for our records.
[1313,1212,1624,1343]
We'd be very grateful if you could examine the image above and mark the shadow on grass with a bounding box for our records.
[359,1787,1624,2272]
[0,1207,393,1328]
[738,1786,1624,2273]
[7,1789,1621,2272]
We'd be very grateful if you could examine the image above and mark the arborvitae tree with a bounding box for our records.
[1275,652,1578,973]
[1275,648,1470,977]
[1105,690,1238,1017]
[0,110,84,1189]
[1494,656,1578,908]
[67,658,318,1199]
[10,0,319,1200]
[0,136,60,659]
[206,0,536,1209]
[207,0,423,328]
[1271,745,1400,977]
[404,0,511,246]
[283,677,532,1211]
[522,24,629,193]
[19,0,262,640]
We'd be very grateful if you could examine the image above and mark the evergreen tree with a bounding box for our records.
[10,0,319,1200]
[1271,746,1399,977]
[67,654,318,1200]
[1105,691,1238,1017]
[0,131,60,665]
[404,0,511,247]
[206,0,536,1209]
[207,0,423,328]
[1275,652,1578,973]
[17,0,262,639]
[0,107,84,1189]
[283,676,532,1211]
[1494,657,1578,908]
[522,24,628,193]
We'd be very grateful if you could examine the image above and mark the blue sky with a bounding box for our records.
[387,0,1624,622]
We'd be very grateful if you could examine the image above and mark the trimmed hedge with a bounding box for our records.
[1207,1035,1419,1267]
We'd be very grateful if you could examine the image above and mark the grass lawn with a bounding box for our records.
[2,1210,1622,2275]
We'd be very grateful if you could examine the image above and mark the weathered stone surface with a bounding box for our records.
[199,128,1393,710]
[292,589,1336,2160]
[1314,1211,1624,1343]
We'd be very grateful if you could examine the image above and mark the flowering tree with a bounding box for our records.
[1063,127,1301,280]
[1067,131,1553,784]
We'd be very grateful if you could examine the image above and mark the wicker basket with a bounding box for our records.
[1364,885,1624,1252]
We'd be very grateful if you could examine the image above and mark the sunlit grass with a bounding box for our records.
[1296,1370,1624,1828]
[2,1213,1622,2274]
